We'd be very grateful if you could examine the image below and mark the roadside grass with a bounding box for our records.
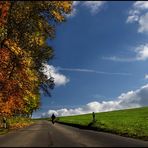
[0,128,9,135]
[56,107,148,141]
[0,117,34,134]
[8,117,34,130]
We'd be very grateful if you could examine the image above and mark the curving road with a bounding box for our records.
[0,120,148,147]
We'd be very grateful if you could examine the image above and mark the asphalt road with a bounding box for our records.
[0,120,148,147]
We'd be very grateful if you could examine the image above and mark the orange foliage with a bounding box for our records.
[0,44,27,116]
[0,48,11,62]
[1,95,25,116]
[0,1,10,27]
[0,1,73,117]
[0,39,39,116]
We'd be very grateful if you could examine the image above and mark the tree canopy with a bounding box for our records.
[0,1,72,117]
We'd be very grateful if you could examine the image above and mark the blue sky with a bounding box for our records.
[33,1,148,118]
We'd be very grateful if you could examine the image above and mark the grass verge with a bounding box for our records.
[0,129,9,135]
[0,117,34,134]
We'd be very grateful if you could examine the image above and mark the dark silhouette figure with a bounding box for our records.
[92,112,96,122]
[88,112,96,127]
[51,113,56,124]
[3,117,7,128]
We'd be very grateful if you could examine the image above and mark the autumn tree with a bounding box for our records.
[0,1,72,116]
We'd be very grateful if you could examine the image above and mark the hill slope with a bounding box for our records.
[55,107,148,140]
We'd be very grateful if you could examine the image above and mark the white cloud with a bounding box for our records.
[41,84,148,117]
[67,1,106,18]
[103,44,148,62]
[73,1,80,7]
[65,1,80,18]
[138,12,148,33]
[66,8,77,18]
[82,1,106,14]
[42,64,69,86]
[145,74,148,79]
[104,2,148,62]
[135,43,148,60]
[127,1,148,33]
[133,1,148,10]
[66,1,79,18]
[126,10,140,23]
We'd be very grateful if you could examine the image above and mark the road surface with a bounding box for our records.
[0,120,148,147]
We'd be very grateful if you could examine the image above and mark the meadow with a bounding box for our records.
[56,107,148,140]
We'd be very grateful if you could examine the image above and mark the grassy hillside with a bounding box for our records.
[56,107,148,140]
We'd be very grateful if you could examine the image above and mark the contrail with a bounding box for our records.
[57,67,132,76]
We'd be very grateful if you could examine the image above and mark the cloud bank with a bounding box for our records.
[42,64,69,86]
[42,84,148,117]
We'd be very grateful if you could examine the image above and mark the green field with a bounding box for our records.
[56,107,148,140]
